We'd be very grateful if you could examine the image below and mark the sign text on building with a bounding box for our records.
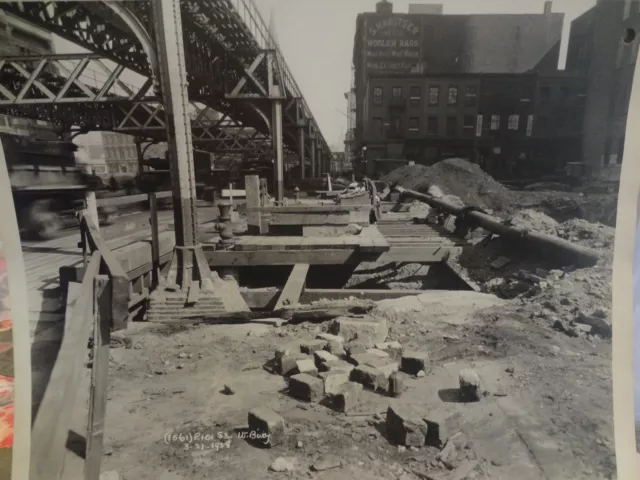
[365,15,422,74]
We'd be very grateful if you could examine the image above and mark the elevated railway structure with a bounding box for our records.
[0,0,331,177]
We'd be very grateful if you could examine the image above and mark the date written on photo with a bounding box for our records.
[164,430,272,451]
[164,431,233,452]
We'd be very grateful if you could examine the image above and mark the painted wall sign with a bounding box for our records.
[365,15,422,74]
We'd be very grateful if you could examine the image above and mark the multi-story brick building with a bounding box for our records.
[565,0,640,181]
[359,71,586,178]
[101,132,139,175]
[352,0,566,177]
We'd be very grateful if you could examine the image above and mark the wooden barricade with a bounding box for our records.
[30,210,130,480]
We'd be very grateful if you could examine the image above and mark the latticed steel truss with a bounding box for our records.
[0,54,272,155]
[0,0,331,157]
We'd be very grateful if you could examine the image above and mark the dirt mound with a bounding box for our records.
[382,158,516,211]
[510,209,559,235]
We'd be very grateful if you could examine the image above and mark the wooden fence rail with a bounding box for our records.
[31,210,130,480]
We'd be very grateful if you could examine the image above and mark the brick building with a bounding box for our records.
[359,71,586,179]
[352,0,566,177]
[565,0,640,181]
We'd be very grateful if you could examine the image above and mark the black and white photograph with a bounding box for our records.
[0,0,633,479]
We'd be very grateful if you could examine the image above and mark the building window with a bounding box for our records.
[463,116,475,136]
[540,87,550,105]
[447,86,458,106]
[391,116,402,134]
[508,115,519,130]
[465,86,477,106]
[427,116,438,136]
[410,86,421,107]
[476,115,483,137]
[490,115,500,130]
[428,86,440,105]
[560,87,570,101]
[373,87,383,106]
[526,115,534,137]
[372,117,383,135]
[408,117,419,135]
[446,116,457,137]
[392,87,402,98]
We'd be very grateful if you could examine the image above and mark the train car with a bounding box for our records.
[2,116,92,239]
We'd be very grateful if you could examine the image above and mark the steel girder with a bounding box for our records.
[0,54,272,155]
[0,1,330,157]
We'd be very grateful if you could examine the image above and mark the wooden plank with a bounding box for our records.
[274,264,309,309]
[83,214,130,330]
[204,248,363,266]
[269,213,351,226]
[378,246,463,263]
[247,205,369,214]
[30,251,101,480]
[187,281,200,305]
[84,275,110,480]
[241,288,434,309]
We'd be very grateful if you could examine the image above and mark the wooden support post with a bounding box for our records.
[274,263,310,310]
[245,175,261,234]
[149,191,160,286]
[84,275,110,480]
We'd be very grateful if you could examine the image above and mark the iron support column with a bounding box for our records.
[152,0,201,287]
[272,86,284,203]
[311,137,316,178]
[298,126,306,180]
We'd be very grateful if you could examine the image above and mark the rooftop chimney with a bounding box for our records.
[544,1,553,14]
[376,0,393,14]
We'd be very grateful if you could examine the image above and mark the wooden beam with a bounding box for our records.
[241,288,441,309]
[378,246,463,263]
[274,264,309,309]
[269,213,352,226]
[246,205,370,214]
[84,275,110,480]
[204,249,365,266]
[31,251,101,480]
[83,215,130,330]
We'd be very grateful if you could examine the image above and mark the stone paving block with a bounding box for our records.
[300,339,329,355]
[344,341,368,356]
[296,358,318,375]
[247,407,285,448]
[459,369,481,402]
[375,341,403,360]
[386,405,428,447]
[321,360,355,374]
[317,333,346,355]
[332,381,364,413]
[366,348,390,358]
[289,373,324,402]
[401,351,431,376]
[319,370,351,395]
[423,410,463,448]
[277,353,309,376]
[314,350,339,367]
[374,360,400,379]
[347,353,381,367]
[330,317,388,347]
[350,365,386,391]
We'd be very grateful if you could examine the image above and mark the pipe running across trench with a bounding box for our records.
[394,186,600,268]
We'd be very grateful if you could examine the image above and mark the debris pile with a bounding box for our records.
[382,158,514,212]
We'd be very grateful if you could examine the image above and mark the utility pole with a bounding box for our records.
[148,0,248,320]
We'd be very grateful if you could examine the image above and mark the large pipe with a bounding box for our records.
[394,186,600,267]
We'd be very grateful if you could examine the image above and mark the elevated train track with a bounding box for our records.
[0,0,331,172]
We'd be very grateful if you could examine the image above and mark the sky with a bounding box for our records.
[54,0,596,151]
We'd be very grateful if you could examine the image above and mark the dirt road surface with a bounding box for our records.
[93,289,614,480]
